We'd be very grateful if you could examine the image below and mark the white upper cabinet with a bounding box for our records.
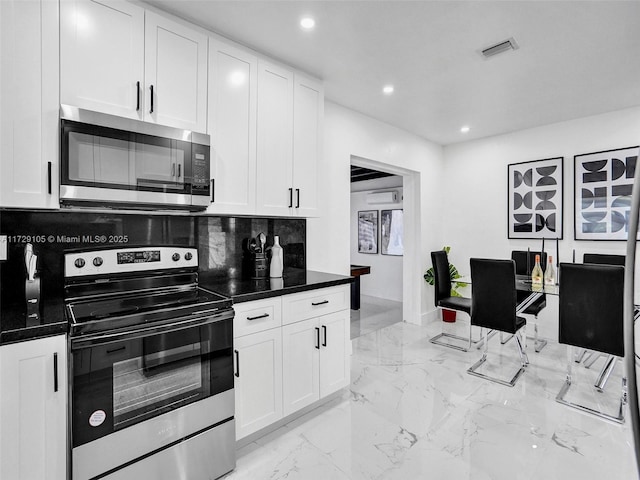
[60,0,207,133]
[256,62,323,217]
[207,39,257,215]
[292,74,323,217]
[0,0,59,209]
[60,0,144,120]
[256,60,295,216]
[144,11,207,132]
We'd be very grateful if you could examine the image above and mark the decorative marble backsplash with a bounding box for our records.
[196,216,306,280]
[0,209,305,325]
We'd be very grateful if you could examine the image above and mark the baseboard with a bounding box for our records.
[235,389,347,450]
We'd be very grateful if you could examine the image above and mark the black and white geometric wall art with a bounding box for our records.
[508,157,563,239]
[357,210,378,254]
[574,146,640,240]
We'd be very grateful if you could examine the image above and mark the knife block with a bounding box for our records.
[252,253,268,279]
[25,277,41,326]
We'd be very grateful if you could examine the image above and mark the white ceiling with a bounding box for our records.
[146,0,640,145]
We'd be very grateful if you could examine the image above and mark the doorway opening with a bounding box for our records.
[349,156,421,338]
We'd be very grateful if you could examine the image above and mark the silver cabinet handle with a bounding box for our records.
[247,313,270,321]
[234,349,240,377]
[312,300,329,306]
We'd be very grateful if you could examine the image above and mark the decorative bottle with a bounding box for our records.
[531,254,543,285]
[544,256,556,285]
[269,236,283,278]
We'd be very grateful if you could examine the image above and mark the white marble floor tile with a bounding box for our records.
[225,319,638,480]
[350,295,402,339]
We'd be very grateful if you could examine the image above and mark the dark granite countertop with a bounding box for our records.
[0,269,352,345]
[0,296,68,345]
[199,269,354,304]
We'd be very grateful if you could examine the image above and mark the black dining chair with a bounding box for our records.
[467,258,529,387]
[580,253,635,389]
[556,262,626,423]
[583,253,626,266]
[429,250,472,352]
[511,250,547,352]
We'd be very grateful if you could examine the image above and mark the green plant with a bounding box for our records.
[423,246,464,297]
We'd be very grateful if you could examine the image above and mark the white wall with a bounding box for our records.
[306,101,445,324]
[443,105,640,341]
[350,185,404,302]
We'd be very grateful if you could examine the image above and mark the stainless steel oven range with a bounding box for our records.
[64,246,235,480]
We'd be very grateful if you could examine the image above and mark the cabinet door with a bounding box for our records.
[144,11,208,133]
[319,311,350,397]
[0,0,59,209]
[292,74,323,217]
[256,61,294,216]
[207,39,257,215]
[60,0,144,120]
[0,335,67,480]
[234,329,283,440]
[282,318,320,416]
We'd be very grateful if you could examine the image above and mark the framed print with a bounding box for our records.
[357,210,378,254]
[574,146,639,240]
[381,209,403,255]
[508,157,563,239]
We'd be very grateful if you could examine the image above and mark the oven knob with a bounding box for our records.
[184,252,193,261]
[93,257,103,267]
[74,258,85,269]
[172,253,180,262]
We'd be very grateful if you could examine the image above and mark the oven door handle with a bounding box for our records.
[71,309,233,350]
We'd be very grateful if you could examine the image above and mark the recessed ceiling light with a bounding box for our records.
[300,17,315,30]
[460,126,470,133]
[383,85,394,95]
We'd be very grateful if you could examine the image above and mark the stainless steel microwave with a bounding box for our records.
[60,105,210,210]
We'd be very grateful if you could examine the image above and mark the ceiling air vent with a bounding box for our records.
[480,37,519,59]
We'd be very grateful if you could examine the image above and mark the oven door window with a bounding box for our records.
[72,317,232,448]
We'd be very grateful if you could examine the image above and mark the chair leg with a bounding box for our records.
[574,348,587,363]
[467,327,526,387]
[556,346,625,424]
[594,355,616,392]
[532,321,547,353]
[500,331,514,345]
[429,308,471,352]
[515,328,529,367]
[475,328,497,349]
[584,352,604,369]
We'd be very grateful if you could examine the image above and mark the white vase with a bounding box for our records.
[269,235,283,278]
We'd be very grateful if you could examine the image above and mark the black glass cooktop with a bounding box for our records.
[66,287,232,336]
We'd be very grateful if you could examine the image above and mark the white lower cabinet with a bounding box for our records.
[234,328,283,440]
[282,310,349,416]
[0,335,67,480]
[233,285,350,440]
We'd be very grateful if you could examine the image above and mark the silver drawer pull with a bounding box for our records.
[312,300,329,306]
[247,313,270,321]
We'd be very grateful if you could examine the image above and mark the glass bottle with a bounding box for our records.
[269,235,283,278]
[544,256,556,285]
[531,254,543,285]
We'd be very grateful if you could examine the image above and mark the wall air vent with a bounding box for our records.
[480,37,519,59]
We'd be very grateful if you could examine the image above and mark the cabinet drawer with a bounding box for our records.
[233,297,282,337]
[282,285,349,325]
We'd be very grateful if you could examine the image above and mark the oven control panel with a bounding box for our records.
[65,247,198,277]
